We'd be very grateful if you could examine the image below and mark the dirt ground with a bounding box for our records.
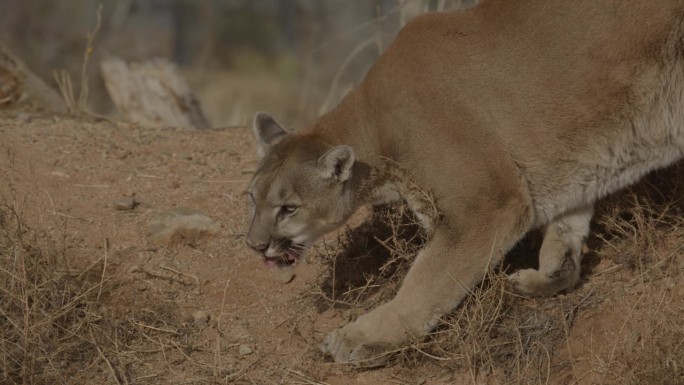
[1,108,683,385]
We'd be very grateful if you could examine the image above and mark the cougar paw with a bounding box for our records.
[319,325,393,367]
[508,268,548,297]
[509,268,570,297]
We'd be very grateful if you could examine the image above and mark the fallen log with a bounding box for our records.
[100,56,209,128]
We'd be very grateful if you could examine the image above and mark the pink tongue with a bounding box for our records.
[264,259,277,268]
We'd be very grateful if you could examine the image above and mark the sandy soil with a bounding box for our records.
[0,109,682,385]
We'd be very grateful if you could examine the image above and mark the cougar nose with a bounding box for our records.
[247,239,268,253]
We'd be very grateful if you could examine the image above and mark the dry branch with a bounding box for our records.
[100,56,209,128]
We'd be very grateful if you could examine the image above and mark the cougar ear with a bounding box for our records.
[252,112,287,158]
[318,145,355,182]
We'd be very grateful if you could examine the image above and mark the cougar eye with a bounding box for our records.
[281,205,298,215]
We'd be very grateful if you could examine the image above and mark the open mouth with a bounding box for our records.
[263,240,306,268]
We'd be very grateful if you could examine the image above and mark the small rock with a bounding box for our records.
[113,197,137,210]
[193,310,210,327]
[115,150,131,160]
[275,269,295,284]
[201,326,219,341]
[49,170,70,179]
[238,344,253,356]
[148,207,220,244]
[16,113,32,123]
[665,278,675,289]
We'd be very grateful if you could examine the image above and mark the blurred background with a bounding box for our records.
[0,0,476,127]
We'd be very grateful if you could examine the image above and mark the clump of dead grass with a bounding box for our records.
[605,296,684,385]
[0,202,102,384]
[53,4,101,115]
[590,163,684,385]
[595,163,684,277]
[0,200,231,384]
[314,204,426,313]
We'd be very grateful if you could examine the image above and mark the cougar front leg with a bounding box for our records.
[320,206,530,364]
[509,204,594,297]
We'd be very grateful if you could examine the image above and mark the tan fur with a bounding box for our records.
[246,0,684,364]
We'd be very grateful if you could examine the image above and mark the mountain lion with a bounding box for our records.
[245,0,684,364]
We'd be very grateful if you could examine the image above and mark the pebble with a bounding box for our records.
[113,197,137,210]
[16,113,32,123]
[49,170,70,179]
[193,310,211,327]
[238,344,253,356]
[275,269,295,284]
[148,207,220,243]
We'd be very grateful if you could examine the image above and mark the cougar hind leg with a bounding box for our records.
[509,204,594,297]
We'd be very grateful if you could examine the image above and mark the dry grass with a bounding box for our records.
[0,202,106,384]
[53,4,101,115]
[313,162,684,384]
[0,194,231,384]
[595,163,684,276]
[588,163,684,385]
[3,204,146,384]
[314,204,426,313]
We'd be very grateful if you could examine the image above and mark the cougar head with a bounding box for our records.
[245,113,357,268]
